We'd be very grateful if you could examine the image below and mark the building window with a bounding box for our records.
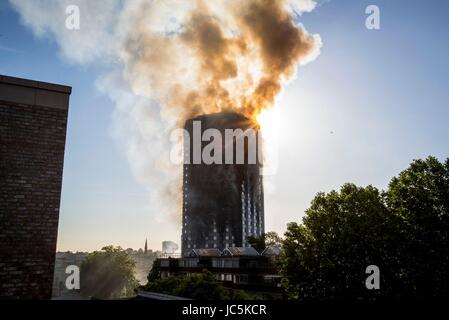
[235,275,248,284]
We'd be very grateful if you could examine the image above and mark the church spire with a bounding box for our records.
[144,238,148,254]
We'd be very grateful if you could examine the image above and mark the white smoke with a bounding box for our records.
[9,0,121,64]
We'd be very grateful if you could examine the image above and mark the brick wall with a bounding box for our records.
[0,75,71,299]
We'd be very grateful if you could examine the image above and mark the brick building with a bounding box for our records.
[0,75,71,299]
[158,246,282,297]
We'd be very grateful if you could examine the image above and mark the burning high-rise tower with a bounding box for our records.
[181,112,264,255]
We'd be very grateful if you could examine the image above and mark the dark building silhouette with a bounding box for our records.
[181,112,264,255]
[158,246,282,296]
[0,75,71,299]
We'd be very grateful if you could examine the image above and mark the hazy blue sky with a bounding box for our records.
[1,0,448,252]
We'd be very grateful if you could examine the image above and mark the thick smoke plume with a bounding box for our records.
[10,0,321,225]
[121,0,321,122]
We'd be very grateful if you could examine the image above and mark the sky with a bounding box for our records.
[1,0,449,252]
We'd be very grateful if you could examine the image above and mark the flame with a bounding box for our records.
[256,107,279,136]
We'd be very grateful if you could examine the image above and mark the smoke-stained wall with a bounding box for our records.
[181,112,264,255]
[0,75,71,299]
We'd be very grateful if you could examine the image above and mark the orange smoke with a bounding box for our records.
[121,0,321,125]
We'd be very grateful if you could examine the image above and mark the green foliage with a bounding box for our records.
[247,231,282,252]
[144,270,231,300]
[143,269,254,300]
[264,231,283,247]
[229,289,254,300]
[80,246,138,299]
[280,157,449,300]
[147,259,161,283]
[386,156,449,297]
[280,184,403,300]
[247,235,266,252]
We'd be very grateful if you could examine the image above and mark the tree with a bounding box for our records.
[144,270,231,300]
[279,157,449,300]
[264,231,283,247]
[147,259,161,283]
[279,184,405,300]
[247,231,282,252]
[247,235,266,252]
[386,156,449,297]
[80,246,138,299]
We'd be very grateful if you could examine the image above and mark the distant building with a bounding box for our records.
[181,112,264,255]
[162,241,179,254]
[157,246,282,296]
[0,75,71,299]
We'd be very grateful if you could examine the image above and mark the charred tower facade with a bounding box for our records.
[181,112,264,255]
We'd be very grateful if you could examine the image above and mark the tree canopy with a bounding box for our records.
[280,156,449,300]
[247,231,283,252]
[386,156,449,297]
[144,270,235,300]
[147,258,161,283]
[80,246,138,299]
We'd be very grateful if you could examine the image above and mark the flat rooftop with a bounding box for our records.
[0,75,71,94]
[0,74,72,110]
